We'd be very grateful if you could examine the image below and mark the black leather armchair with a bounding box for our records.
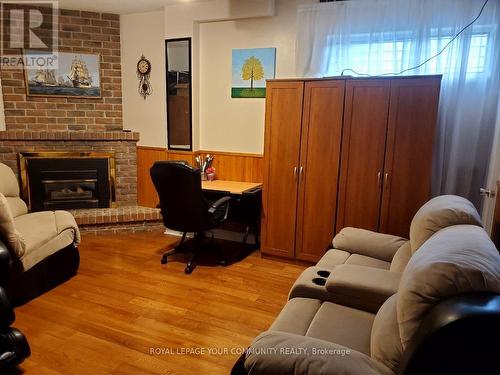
[0,287,30,371]
[0,238,79,307]
[150,161,232,274]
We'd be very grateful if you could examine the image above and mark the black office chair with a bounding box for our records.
[150,161,232,274]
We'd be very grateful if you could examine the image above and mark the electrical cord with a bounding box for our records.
[340,0,489,77]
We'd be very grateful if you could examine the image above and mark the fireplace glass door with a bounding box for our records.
[20,153,114,211]
[42,175,98,208]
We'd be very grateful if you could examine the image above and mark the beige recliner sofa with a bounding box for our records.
[288,195,483,313]
[0,162,80,306]
[237,224,500,374]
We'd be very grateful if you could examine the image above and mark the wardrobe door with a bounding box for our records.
[336,79,391,233]
[295,80,345,262]
[261,81,304,259]
[380,76,441,237]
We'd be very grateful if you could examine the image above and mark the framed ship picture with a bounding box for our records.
[24,50,102,98]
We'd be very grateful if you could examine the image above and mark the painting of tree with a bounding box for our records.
[241,56,264,90]
[232,48,276,98]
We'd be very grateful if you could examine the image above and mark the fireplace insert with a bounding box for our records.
[19,152,115,211]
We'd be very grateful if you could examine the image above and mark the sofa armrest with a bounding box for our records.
[244,331,391,375]
[0,239,12,288]
[325,265,401,313]
[0,286,14,329]
[333,227,408,262]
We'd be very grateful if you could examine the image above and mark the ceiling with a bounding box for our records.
[57,0,207,15]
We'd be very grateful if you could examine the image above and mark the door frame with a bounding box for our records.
[482,97,500,234]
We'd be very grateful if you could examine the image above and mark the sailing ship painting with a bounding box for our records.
[25,51,101,97]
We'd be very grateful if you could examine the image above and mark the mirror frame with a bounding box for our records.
[165,37,193,151]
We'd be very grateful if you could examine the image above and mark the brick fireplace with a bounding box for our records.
[0,8,162,232]
[0,131,138,206]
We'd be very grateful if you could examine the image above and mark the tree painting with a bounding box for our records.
[232,48,276,98]
[241,56,264,90]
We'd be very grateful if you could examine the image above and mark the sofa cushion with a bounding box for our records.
[345,254,391,270]
[269,297,321,336]
[371,294,402,372]
[333,227,407,262]
[15,210,80,271]
[270,297,375,356]
[409,195,482,252]
[314,249,391,273]
[398,225,500,348]
[305,301,375,355]
[0,163,20,198]
[0,163,28,218]
[316,249,351,269]
[326,265,400,313]
[6,197,28,218]
[245,331,392,375]
[0,193,26,258]
[389,242,412,273]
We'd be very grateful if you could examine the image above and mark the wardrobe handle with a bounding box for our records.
[377,172,382,187]
[294,167,298,180]
[299,166,304,180]
[384,172,389,187]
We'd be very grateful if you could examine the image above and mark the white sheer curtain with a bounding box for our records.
[296,0,500,208]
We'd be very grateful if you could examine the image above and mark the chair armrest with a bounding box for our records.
[244,331,391,375]
[333,227,408,262]
[325,265,401,313]
[208,196,231,221]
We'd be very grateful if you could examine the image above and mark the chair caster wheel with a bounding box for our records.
[185,266,193,274]
[161,256,168,264]
[220,259,228,267]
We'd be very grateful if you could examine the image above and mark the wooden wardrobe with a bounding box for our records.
[261,76,441,262]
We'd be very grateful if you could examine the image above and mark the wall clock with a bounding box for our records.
[137,54,152,99]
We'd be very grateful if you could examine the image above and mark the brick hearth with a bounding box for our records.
[70,206,163,234]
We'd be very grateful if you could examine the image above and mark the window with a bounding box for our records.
[468,33,488,73]
[328,31,490,77]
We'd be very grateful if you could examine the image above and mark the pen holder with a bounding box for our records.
[201,171,207,181]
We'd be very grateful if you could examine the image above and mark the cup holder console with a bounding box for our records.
[312,278,327,286]
[317,270,330,278]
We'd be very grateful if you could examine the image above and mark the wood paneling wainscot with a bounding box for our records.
[196,150,264,183]
[137,146,168,208]
[137,147,263,208]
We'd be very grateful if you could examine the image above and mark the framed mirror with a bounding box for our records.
[165,38,192,150]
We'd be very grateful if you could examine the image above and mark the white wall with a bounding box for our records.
[199,0,312,153]
[163,0,278,151]
[120,0,314,152]
[121,10,166,148]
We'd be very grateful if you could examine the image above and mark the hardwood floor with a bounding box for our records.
[13,231,305,375]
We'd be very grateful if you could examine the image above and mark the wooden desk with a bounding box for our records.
[202,180,262,195]
[202,180,262,247]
